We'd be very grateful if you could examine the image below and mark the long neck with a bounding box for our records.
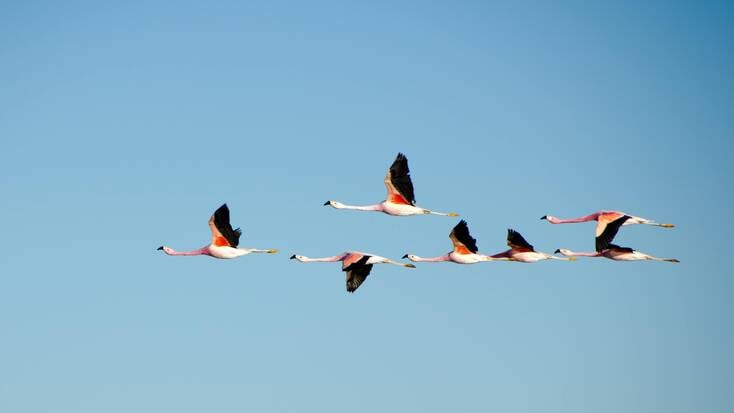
[333,202,384,211]
[164,246,210,256]
[409,254,451,262]
[560,250,600,257]
[547,213,600,224]
[545,253,575,261]
[298,254,346,262]
[489,250,511,259]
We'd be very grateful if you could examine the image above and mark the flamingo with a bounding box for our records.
[157,204,278,259]
[555,215,680,262]
[324,153,459,216]
[541,211,674,236]
[402,220,507,264]
[290,251,415,293]
[489,229,575,263]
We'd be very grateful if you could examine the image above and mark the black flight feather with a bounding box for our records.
[213,204,243,248]
[507,229,534,251]
[343,255,373,293]
[389,153,416,205]
[595,215,631,252]
[606,243,635,253]
[451,220,478,253]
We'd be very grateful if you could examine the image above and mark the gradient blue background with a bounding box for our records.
[1,1,732,411]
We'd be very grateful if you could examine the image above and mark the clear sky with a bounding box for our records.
[1,1,732,412]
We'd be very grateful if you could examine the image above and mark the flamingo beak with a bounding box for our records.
[289,254,296,259]
[554,249,560,254]
[323,201,330,206]
[540,216,547,220]
[157,246,164,250]
[402,254,408,259]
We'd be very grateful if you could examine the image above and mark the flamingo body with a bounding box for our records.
[403,220,503,265]
[489,229,574,263]
[554,215,679,263]
[541,210,674,236]
[324,153,458,217]
[290,251,414,293]
[157,204,278,259]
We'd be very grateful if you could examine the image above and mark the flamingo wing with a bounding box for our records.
[606,243,635,253]
[595,211,625,236]
[383,152,416,205]
[596,215,631,252]
[449,220,478,254]
[507,229,534,252]
[208,204,242,248]
[343,255,374,293]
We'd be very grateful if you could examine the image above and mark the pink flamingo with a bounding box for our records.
[489,229,575,263]
[555,215,680,263]
[403,220,507,264]
[157,204,278,259]
[290,251,415,293]
[324,153,459,216]
[541,211,674,236]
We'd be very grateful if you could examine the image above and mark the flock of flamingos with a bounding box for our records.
[158,153,679,293]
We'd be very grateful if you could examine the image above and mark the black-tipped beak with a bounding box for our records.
[402,254,409,259]
[554,249,561,254]
[157,246,164,250]
[290,254,296,259]
[540,215,547,220]
[323,201,330,206]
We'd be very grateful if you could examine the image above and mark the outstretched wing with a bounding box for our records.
[384,153,416,205]
[208,204,242,248]
[449,220,478,254]
[507,229,534,252]
[596,215,631,252]
[343,255,374,293]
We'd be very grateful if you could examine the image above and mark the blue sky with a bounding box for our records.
[1,1,732,412]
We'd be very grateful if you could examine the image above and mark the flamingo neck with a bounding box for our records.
[410,255,451,262]
[547,213,600,224]
[561,250,600,257]
[334,202,384,212]
[298,255,346,262]
[164,246,211,256]
[490,251,512,259]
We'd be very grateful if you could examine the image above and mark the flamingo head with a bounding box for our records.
[324,200,344,209]
[555,248,573,256]
[290,254,306,261]
[157,246,174,255]
[402,254,418,261]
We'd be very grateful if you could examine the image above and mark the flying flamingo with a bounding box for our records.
[402,220,506,264]
[290,251,415,293]
[555,215,680,263]
[324,153,459,216]
[541,211,674,236]
[489,229,575,263]
[157,204,278,259]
